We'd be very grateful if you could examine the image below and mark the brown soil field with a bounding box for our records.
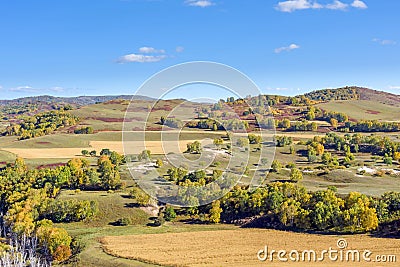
[101,228,400,267]
[2,140,213,158]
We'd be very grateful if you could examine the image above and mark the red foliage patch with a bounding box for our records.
[366,109,381,115]
[36,141,51,145]
[37,163,66,169]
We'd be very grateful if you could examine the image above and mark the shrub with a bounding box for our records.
[164,206,177,221]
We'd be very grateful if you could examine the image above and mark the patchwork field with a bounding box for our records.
[101,228,400,267]
[1,139,217,158]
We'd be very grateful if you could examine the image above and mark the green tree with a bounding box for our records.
[209,200,222,223]
[156,158,163,168]
[282,118,291,129]
[290,168,303,183]
[81,150,89,156]
[213,138,224,149]
[138,150,151,161]
[164,206,177,221]
[307,147,317,163]
[248,134,262,144]
[271,160,282,173]
[186,141,202,154]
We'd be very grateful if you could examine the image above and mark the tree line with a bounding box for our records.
[0,150,124,263]
[2,110,79,140]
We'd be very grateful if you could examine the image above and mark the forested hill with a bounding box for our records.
[0,94,154,107]
[302,86,400,106]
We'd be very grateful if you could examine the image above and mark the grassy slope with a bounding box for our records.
[316,100,400,121]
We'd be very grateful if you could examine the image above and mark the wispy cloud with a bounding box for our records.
[117,46,168,63]
[275,0,367,12]
[274,43,300,53]
[373,38,397,45]
[275,0,322,12]
[8,86,65,93]
[50,86,65,92]
[176,46,185,53]
[117,54,167,63]
[351,0,368,9]
[139,46,165,54]
[9,86,36,92]
[185,0,215,8]
[389,85,400,90]
[326,0,348,10]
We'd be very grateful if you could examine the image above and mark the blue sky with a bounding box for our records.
[0,0,399,99]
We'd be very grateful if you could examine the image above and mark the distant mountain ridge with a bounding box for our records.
[1,87,399,107]
[0,95,154,106]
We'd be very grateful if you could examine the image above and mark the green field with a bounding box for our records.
[316,100,400,121]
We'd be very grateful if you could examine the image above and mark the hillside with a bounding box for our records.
[302,86,400,106]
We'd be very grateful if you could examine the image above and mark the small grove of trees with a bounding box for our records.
[275,119,318,132]
[248,134,262,144]
[186,141,202,154]
[41,199,98,223]
[74,126,94,134]
[138,150,151,161]
[217,183,379,233]
[276,136,293,147]
[0,158,95,262]
[160,116,183,129]
[2,110,79,140]
[81,149,97,157]
[344,120,400,132]
[304,132,400,168]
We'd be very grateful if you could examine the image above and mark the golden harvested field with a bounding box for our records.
[101,228,400,267]
[2,140,212,158]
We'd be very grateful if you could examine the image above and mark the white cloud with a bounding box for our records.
[117,53,167,63]
[373,38,397,45]
[8,85,65,93]
[9,86,35,92]
[389,86,400,90]
[276,0,367,12]
[50,86,64,92]
[185,0,215,8]
[274,43,300,53]
[326,0,348,10]
[176,46,185,53]
[138,46,165,54]
[351,0,367,9]
[118,46,169,63]
[276,0,322,12]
